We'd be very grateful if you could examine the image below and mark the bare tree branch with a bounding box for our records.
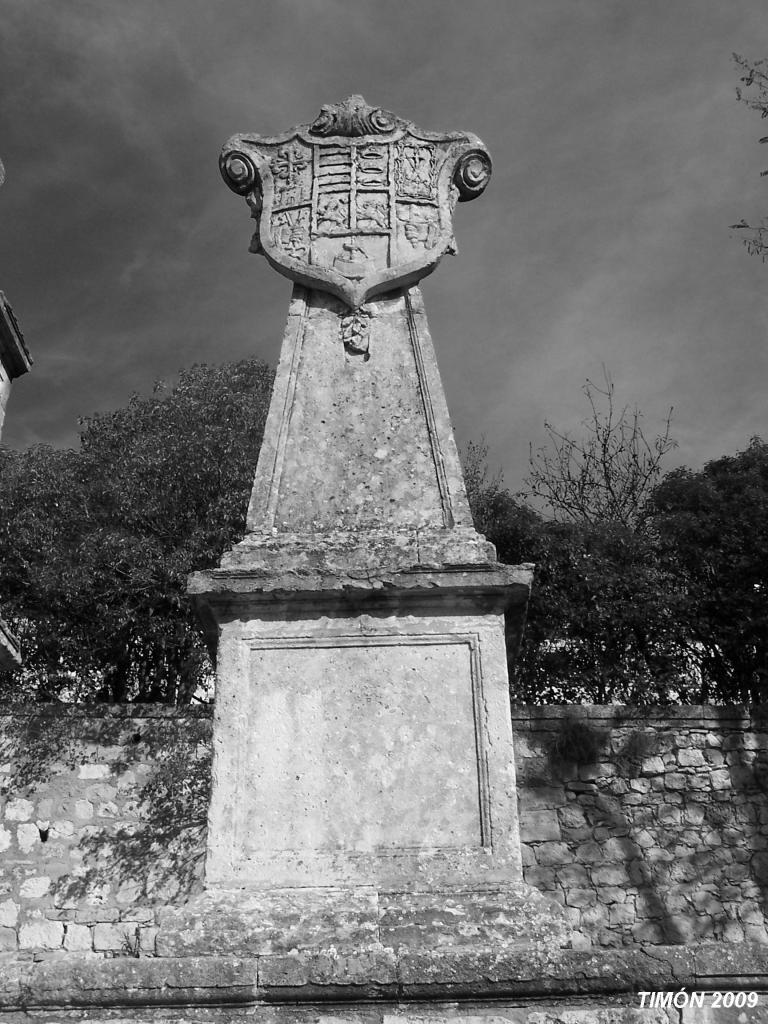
[732,53,768,260]
[524,367,676,529]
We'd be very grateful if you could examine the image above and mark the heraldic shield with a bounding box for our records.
[220,95,492,309]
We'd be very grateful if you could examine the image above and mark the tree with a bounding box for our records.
[650,437,768,703]
[514,519,698,705]
[464,437,695,705]
[731,53,768,260]
[525,369,675,529]
[0,359,273,704]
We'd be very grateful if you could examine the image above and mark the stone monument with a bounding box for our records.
[160,96,569,954]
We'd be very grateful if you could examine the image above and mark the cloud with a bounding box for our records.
[1,0,766,495]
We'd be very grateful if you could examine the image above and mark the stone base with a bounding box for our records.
[1,942,767,1019]
[153,884,573,957]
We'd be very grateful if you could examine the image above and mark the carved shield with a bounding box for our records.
[220,96,492,309]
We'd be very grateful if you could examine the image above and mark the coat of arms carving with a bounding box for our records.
[220,95,492,309]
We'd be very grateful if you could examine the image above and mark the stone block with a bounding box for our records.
[520,809,560,842]
[608,902,635,926]
[16,819,39,851]
[628,778,650,793]
[521,843,536,867]
[555,863,590,888]
[74,799,93,820]
[4,798,34,822]
[580,904,607,929]
[722,919,745,942]
[575,841,603,864]
[120,907,154,924]
[745,924,768,943]
[677,747,706,767]
[632,828,655,849]
[0,899,19,927]
[591,864,630,887]
[92,921,137,952]
[564,888,597,908]
[631,920,663,942]
[534,841,572,866]
[0,826,11,853]
[78,764,110,779]
[524,866,558,890]
[138,925,158,954]
[259,949,397,988]
[63,923,92,951]
[710,768,731,790]
[601,837,632,860]
[640,757,665,775]
[558,805,588,829]
[19,875,50,899]
[18,920,64,950]
[75,907,120,923]
[664,771,688,789]
[658,804,682,825]
[525,786,567,809]
[0,926,17,950]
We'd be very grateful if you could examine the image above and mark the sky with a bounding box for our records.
[1,0,767,494]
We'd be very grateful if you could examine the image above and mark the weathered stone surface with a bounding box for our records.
[155,885,571,957]
[378,886,571,950]
[190,285,497,580]
[203,608,525,892]
[0,943,759,1011]
[155,888,380,956]
[20,954,257,1006]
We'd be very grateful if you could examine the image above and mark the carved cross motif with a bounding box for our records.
[271,145,309,181]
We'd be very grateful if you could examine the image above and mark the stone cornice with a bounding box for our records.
[0,943,766,1010]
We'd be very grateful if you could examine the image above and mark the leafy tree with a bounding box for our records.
[464,439,694,704]
[731,53,768,260]
[515,519,697,705]
[0,359,273,704]
[650,437,768,703]
[525,369,675,529]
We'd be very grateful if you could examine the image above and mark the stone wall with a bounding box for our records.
[514,706,768,949]
[0,704,767,957]
[0,706,210,957]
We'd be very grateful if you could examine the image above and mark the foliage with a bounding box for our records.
[517,518,697,704]
[650,437,768,703]
[549,717,607,765]
[731,53,768,261]
[0,359,273,704]
[525,369,675,529]
[465,436,694,705]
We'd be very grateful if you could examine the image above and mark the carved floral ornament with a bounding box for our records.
[220,95,492,309]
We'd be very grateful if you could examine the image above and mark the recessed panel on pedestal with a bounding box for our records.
[235,635,486,858]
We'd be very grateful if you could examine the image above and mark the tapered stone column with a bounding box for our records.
[160,97,569,955]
